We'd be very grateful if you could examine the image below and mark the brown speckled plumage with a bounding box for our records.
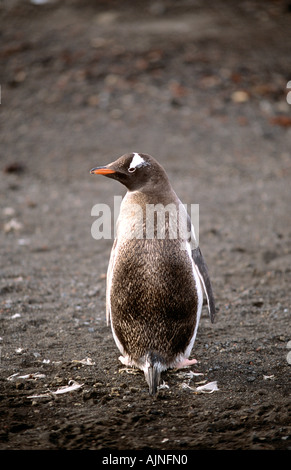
[90,153,215,395]
[110,237,198,364]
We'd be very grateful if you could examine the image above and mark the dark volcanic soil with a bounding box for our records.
[0,0,290,452]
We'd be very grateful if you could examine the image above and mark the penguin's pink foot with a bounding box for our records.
[118,356,140,375]
[175,358,197,369]
[119,355,132,366]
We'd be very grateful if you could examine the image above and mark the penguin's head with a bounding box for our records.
[90,152,170,192]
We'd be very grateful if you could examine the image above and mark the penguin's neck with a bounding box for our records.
[125,186,179,207]
[116,189,184,242]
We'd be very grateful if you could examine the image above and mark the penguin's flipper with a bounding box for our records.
[192,246,216,323]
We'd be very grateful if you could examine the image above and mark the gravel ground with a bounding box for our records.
[0,0,290,452]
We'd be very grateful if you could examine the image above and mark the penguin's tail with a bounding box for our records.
[144,352,163,395]
[146,365,160,396]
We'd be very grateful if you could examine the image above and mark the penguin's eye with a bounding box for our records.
[128,167,136,173]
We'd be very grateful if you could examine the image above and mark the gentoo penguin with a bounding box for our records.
[90,152,215,395]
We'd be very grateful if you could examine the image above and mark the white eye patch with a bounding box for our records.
[129,153,148,170]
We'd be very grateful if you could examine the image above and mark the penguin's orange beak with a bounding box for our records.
[90,167,116,175]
